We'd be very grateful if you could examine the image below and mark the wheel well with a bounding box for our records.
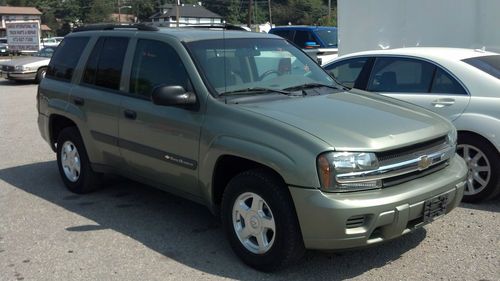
[212,155,285,206]
[49,115,77,151]
[458,130,500,154]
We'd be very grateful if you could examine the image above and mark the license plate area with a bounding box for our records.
[423,194,449,223]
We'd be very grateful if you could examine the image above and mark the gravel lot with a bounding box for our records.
[0,79,499,281]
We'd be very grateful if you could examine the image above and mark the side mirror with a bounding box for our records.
[151,85,196,107]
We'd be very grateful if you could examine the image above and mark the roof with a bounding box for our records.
[337,47,497,62]
[270,25,337,31]
[69,26,280,43]
[0,6,42,15]
[41,24,51,31]
[157,5,222,19]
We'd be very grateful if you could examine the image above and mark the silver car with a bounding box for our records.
[0,46,56,83]
[324,47,500,202]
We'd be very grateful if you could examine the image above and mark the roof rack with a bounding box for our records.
[73,23,159,33]
[179,23,249,31]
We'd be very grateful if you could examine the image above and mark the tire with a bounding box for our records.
[35,67,47,84]
[457,133,500,202]
[221,169,305,271]
[56,127,102,194]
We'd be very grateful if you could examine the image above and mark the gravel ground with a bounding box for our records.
[0,80,499,281]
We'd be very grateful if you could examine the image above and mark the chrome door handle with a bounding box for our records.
[431,98,455,108]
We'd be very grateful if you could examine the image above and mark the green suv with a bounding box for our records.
[37,24,467,271]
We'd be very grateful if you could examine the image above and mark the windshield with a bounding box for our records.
[315,29,338,48]
[186,38,335,96]
[463,55,500,80]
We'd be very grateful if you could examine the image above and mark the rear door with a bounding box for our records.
[366,57,470,121]
[118,37,203,197]
[68,36,130,167]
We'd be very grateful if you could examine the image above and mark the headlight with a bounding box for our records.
[15,65,24,71]
[317,152,382,192]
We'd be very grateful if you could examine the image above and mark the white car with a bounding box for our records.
[324,47,500,202]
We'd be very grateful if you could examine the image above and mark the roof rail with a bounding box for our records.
[73,23,159,33]
[179,23,249,31]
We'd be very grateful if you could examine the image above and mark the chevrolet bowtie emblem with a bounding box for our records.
[418,156,432,170]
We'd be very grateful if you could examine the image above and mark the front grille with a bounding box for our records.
[376,136,447,162]
[1,65,14,72]
[382,161,448,187]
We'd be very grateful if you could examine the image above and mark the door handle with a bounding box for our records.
[431,98,455,108]
[124,109,137,120]
[73,97,84,106]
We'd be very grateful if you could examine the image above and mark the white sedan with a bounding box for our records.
[324,47,500,202]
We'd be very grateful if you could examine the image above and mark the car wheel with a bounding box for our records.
[56,127,102,194]
[35,67,47,84]
[221,169,305,271]
[457,133,500,202]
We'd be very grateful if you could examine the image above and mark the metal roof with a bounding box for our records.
[0,6,42,15]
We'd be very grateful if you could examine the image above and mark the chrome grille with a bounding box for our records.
[1,65,14,72]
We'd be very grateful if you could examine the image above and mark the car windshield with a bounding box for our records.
[315,29,338,48]
[186,38,335,96]
[463,55,500,80]
[35,48,55,58]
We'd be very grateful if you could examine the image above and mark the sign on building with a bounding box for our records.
[6,21,40,52]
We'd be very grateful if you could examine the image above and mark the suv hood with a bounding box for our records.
[239,91,451,152]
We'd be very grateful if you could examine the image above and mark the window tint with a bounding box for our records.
[293,30,316,48]
[271,30,294,41]
[46,37,89,81]
[463,55,500,80]
[130,39,189,98]
[431,68,467,95]
[367,57,435,93]
[326,58,368,88]
[83,37,129,90]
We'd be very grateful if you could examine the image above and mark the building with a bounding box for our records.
[109,13,136,23]
[0,6,51,37]
[148,4,223,27]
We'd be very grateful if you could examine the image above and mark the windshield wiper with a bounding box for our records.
[284,82,349,92]
[218,87,298,97]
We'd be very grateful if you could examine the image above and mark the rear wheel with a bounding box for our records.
[56,127,102,194]
[457,134,500,202]
[221,169,305,271]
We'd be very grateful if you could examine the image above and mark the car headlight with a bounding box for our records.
[317,152,382,192]
[15,65,24,71]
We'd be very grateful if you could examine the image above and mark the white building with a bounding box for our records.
[148,4,223,27]
[0,6,51,37]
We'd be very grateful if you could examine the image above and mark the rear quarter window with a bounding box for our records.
[46,37,90,81]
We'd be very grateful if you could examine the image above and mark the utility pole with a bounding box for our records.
[247,0,253,28]
[176,0,180,27]
[268,0,272,25]
[328,0,331,22]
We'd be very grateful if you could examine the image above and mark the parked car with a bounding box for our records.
[269,26,338,65]
[40,37,60,48]
[0,37,9,56]
[324,47,500,202]
[38,24,467,271]
[0,46,56,83]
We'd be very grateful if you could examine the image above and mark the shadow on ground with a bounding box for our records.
[0,161,427,280]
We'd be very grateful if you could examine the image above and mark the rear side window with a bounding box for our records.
[82,37,129,90]
[367,57,435,93]
[294,30,316,48]
[325,58,369,88]
[46,37,89,81]
[463,55,500,80]
[129,39,189,98]
[430,68,467,95]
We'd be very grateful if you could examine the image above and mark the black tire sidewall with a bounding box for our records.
[221,170,304,271]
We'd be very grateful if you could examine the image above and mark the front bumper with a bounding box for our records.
[289,155,467,250]
[0,70,37,80]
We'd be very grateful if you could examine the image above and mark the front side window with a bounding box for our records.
[129,39,189,98]
[46,37,89,81]
[325,58,368,88]
[82,37,129,90]
[186,38,334,96]
[367,57,435,93]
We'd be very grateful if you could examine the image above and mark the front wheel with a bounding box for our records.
[35,67,47,84]
[221,169,304,271]
[457,134,500,202]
